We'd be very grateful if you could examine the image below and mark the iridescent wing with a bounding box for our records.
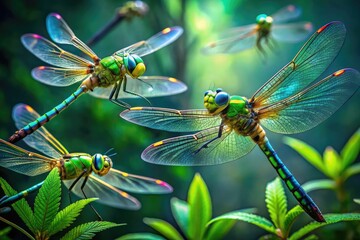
[271,5,302,24]
[89,76,187,99]
[46,13,100,62]
[12,104,68,158]
[271,22,313,42]
[114,26,183,57]
[120,107,221,132]
[202,24,258,54]
[258,68,360,134]
[98,168,172,194]
[251,22,346,107]
[141,126,256,166]
[62,175,141,210]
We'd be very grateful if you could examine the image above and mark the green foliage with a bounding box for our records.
[116,233,166,240]
[60,221,122,240]
[265,178,287,230]
[170,198,189,238]
[0,226,11,240]
[143,218,183,240]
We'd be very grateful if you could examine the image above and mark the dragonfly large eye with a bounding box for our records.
[215,92,229,106]
[94,153,104,171]
[126,54,146,78]
[256,14,267,24]
[127,55,137,73]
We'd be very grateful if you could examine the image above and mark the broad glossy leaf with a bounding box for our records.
[170,198,189,238]
[265,178,287,230]
[302,179,336,192]
[343,162,360,181]
[341,128,360,169]
[323,147,341,178]
[143,218,183,240]
[204,218,236,240]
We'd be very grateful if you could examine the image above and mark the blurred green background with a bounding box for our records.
[0,0,359,239]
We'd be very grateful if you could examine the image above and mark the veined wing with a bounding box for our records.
[271,5,301,24]
[0,139,53,176]
[62,175,141,210]
[251,21,346,107]
[21,34,93,68]
[46,13,99,62]
[114,26,183,57]
[89,75,187,99]
[202,24,257,54]
[32,66,91,87]
[120,107,221,132]
[142,126,256,166]
[12,104,68,158]
[258,68,360,134]
[272,22,313,42]
[98,168,172,194]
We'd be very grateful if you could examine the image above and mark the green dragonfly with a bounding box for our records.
[121,21,360,222]
[202,4,313,55]
[0,104,172,215]
[8,13,186,143]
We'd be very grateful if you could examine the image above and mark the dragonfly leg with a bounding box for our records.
[122,76,152,106]
[80,176,103,221]
[109,82,132,109]
[68,170,88,204]
[194,124,224,154]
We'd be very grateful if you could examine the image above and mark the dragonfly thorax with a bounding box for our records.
[116,53,146,79]
[92,153,112,176]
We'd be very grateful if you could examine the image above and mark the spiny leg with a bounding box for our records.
[194,123,224,154]
[109,82,132,109]
[80,176,103,221]
[122,76,152,106]
[68,170,88,204]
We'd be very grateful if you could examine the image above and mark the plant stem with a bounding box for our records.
[0,216,34,240]
[335,178,349,212]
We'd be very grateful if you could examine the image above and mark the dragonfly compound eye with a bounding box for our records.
[256,14,267,24]
[126,54,146,78]
[93,153,104,172]
[215,92,230,106]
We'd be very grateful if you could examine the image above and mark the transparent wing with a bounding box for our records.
[251,21,346,107]
[0,139,53,176]
[99,168,172,194]
[21,34,93,68]
[120,107,221,132]
[271,22,313,42]
[202,24,257,54]
[114,26,183,57]
[32,66,91,87]
[12,104,68,158]
[46,13,99,61]
[62,174,141,210]
[141,126,256,166]
[271,5,302,23]
[259,68,360,134]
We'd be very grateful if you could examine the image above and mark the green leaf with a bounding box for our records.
[143,218,183,240]
[343,162,360,181]
[0,178,35,232]
[341,128,360,169]
[283,137,324,173]
[33,168,61,235]
[207,209,276,234]
[60,221,122,240]
[170,197,189,238]
[323,147,341,178]
[283,206,304,237]
[204,218,236,240]
[354,199,360,205]
[47,198,98,237]
[303,234,319,240]
[188,173,212,240]
[265,178,287,230]
[289,213,360,240]
[302,179,336,192]
[116,233,166,240]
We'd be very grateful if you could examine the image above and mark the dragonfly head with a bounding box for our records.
[92,153,113,176]
[204,88,230,114]
[122,53,146,78]
[256,14,273,29]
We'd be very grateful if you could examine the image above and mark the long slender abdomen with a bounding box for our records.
[8,86,87,143]
[0,181,44,207]
[259,138,325,222]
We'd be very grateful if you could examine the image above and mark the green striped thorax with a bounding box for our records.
[256,13,273,31]
[92,153,112,176]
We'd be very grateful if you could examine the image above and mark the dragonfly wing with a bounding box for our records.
[251,22,346,107]
[0,139,53,176]
[202,24,257,54]
[99,168,172,194]
[12,104,68,158]
[63,174,141,210]
[142,126,256,166]
[271,22,313,42]
[271,5,302,23]
[259,68,360,134]
[46,13,99,61]
[114,26,183,57]
[21,34,93,68]
[32,66,91,87]
[120,107,221,132]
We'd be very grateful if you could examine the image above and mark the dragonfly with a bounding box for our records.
[0,104,173,218]
[202,4,313,55]
[120,21,360,222]
[8,13,186,144]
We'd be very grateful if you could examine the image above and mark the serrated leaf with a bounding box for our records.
[283,206,304,237]
[283,137,324,173]
[203,218,236,240]
[323,147,341,178]
[143,218,183,240]
[0,178,35,232]
[47,198,98,236]
[343,162,360,181]
[289,213,360,240]
[60,221,122,240]
[341,128,360,169]
[207,209,276,234]
[33,168,61,236]
[302,179,336,192]
[116,233,166,240]
[265,178,287,230]
[188,173,212,240]
[303,234,319,240]
[354,199,360,205]
[170,198,189,238]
